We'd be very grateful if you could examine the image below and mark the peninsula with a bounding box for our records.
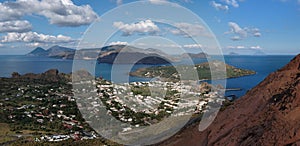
[130,60,256,81]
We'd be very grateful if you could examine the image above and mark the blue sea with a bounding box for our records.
[0,55,295,98]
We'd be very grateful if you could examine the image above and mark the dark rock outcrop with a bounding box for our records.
[11,69,70,82]
[11,72,21,78]
[158,54,300,146]
[72,69,94,82]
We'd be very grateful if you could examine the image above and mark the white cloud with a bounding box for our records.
[226,45,245,49]
[253,32,261,37]
[228,22,247,38]
[183,44,203,49]
[108,41,129,46]
[0,20,32,33]
[0,8,19,22]
[222,0,239,7]
[149,0,169,4]
[250,46,262,50]
[226,45,262,50]
[135,43,147,47]
[1,31,73,43]
[25,42,44,47]
[0,43,4,47]
[169,23,208,37]
[155,44,179,48]
[0,0,98,27]
[210,1,229,11]
[230,36,242,41]
[211,0,244,11]
[279,0,300,4]
[148,0,192,4]
[236,45,245,49]
[38,0,98,27]
[250,28,262,37]
[182,0,193,2]
[113,20,160,36]
[226,22,261,41]
[116,0,123,5]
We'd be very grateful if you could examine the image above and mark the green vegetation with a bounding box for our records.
[9,138,121,146]
[0,77,119,145]
[0,68,226,145]
[130,60,256,81]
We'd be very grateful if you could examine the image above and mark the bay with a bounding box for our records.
[0,55,294,98]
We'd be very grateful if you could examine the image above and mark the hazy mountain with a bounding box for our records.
[97,45,177,64]
[45,45,75,59]
[229,52,239,55]
[27,47,47,56]
[181,52,208,59]
[46,45,75,55]
[27,45,211,64]
[27,45,75,59]
[27,45,177,64]
[253,50,267,56]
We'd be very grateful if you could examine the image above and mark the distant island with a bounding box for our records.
[27,45,209,64]
[27,45,75,59]
[130,60,256,81]
[227,51,267,56]
[228,52,239,55]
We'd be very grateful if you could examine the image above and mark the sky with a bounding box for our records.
[0,0,299,55]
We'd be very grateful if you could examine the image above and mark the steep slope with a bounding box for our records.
[26,45,75,59]
[27,47,47,56]
[158,54,300,146]
[46,45,75,59]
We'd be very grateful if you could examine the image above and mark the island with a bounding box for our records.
[130,60,256,81]
[26,45,208,64]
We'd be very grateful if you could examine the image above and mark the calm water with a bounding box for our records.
[0,55,295,97]
[220,55,294,97]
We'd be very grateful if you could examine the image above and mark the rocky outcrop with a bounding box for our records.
[158,54,300,146]
[11,69,71,82]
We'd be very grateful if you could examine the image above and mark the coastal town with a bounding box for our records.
[72,74,225,139]
[0,70,120,145]
[0,69,225,145]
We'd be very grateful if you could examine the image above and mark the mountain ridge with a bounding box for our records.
[158,54,300,146]
[27,45,210,64]
[27,47,47,56]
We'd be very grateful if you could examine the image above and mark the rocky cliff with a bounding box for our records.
[11,69,71,82]
[158,54,300,146]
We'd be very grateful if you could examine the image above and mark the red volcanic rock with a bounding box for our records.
[159,54,300,146]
